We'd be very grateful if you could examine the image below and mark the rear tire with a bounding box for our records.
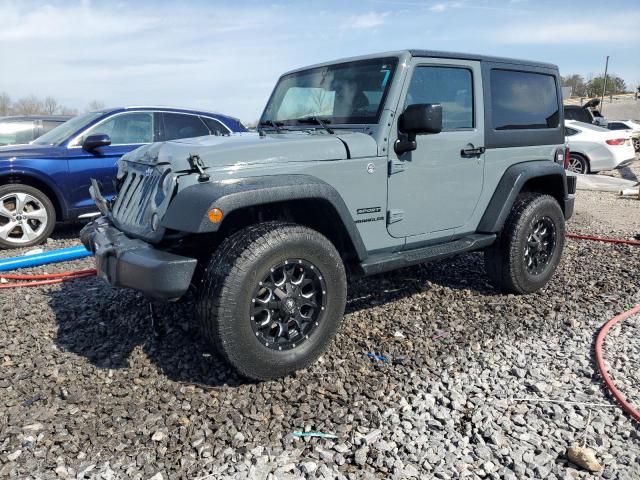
[0,184,56,249]
[566,153,589,174]
[196,222,347,380]
[485,193,565,294]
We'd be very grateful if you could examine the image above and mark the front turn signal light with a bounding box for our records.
[207,208,224,223]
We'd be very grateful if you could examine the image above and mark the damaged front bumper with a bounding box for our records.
[80,217,197,301]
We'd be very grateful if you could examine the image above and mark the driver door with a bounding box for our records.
[387,58,485,239]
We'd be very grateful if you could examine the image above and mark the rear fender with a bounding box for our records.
[477,161,571,233]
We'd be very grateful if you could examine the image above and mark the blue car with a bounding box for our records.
[0,106,245,248]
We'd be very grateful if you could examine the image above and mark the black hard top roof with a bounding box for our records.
[408,49,558,69]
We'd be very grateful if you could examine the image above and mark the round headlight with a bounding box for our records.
[161,171,175,194]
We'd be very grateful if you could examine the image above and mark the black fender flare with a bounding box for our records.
[160,174,367,260]
[477,161,570,233]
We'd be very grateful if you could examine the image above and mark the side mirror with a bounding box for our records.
[395,103,443,154]
[82,134,111,151]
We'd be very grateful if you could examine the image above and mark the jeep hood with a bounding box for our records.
[125,131,378,171]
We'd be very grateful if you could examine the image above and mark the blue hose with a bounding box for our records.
[0,245,92,272]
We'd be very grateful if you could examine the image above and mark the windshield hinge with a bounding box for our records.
[188,154,210,182]
[388,160,406,175]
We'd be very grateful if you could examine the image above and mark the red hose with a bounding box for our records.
[567,232,640,246]
[0,269,97,280]
[0,269,96,289]
[595,305,640,423]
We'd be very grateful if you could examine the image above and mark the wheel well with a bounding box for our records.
[569,151,591,172]
[520,175,565,212]
[0,174,63,220]
[215,199,360,263]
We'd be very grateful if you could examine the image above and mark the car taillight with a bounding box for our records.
[564,147,570,169]
[606,138,626,145]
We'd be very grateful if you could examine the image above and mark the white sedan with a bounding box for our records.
[564,120,636,174]
[607,119,640,152]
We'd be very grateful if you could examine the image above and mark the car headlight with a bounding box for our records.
[161,171,175,195]
[154,170,175,206]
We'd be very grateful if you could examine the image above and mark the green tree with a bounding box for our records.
[561,74,586,97]
[585,75,627,97]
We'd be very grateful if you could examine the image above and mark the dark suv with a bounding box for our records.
[0,107,245,248]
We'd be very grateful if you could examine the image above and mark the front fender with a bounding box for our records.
[161,174,367,259]
[0,166,70,219]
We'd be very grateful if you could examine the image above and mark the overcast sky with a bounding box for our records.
[1,0,639,123]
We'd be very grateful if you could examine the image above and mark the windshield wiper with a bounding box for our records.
[296,116,334,134]
[258,120,284,133]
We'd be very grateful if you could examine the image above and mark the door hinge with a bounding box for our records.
[388,160,406,175]
[388,209,404,224]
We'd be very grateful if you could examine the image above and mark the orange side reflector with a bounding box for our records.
[207,208,223,223]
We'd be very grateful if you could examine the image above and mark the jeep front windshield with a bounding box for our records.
[261,57,398,126]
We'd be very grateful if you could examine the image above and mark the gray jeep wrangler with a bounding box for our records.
[81,50,576,380]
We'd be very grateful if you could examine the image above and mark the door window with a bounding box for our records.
[0,120,35,145]
[163,113,209,140]
[84,112,153,144]
[405,66,473,130]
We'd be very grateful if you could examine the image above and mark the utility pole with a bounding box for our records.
[600,55,609,113]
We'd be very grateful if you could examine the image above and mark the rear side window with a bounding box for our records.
[608,122,630,131]
[200,116,229,135]
[564,127,579,136]
[405,66,473,129]
[490,69,559,130]
[163,113,209,141]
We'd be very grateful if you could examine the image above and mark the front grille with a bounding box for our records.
[111,163,169,242]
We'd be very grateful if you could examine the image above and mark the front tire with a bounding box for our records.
[485,193,565,294]
[0,184,56,249]
[196,222,347,381]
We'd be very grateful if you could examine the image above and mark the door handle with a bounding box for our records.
[460,146,485,157]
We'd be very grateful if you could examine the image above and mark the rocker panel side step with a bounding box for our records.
[357,233,496,276]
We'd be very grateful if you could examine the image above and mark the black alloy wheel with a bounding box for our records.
[250,259,326,351]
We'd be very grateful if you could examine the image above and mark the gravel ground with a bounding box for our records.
[599,158,640,183]
[1,191,639,479]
